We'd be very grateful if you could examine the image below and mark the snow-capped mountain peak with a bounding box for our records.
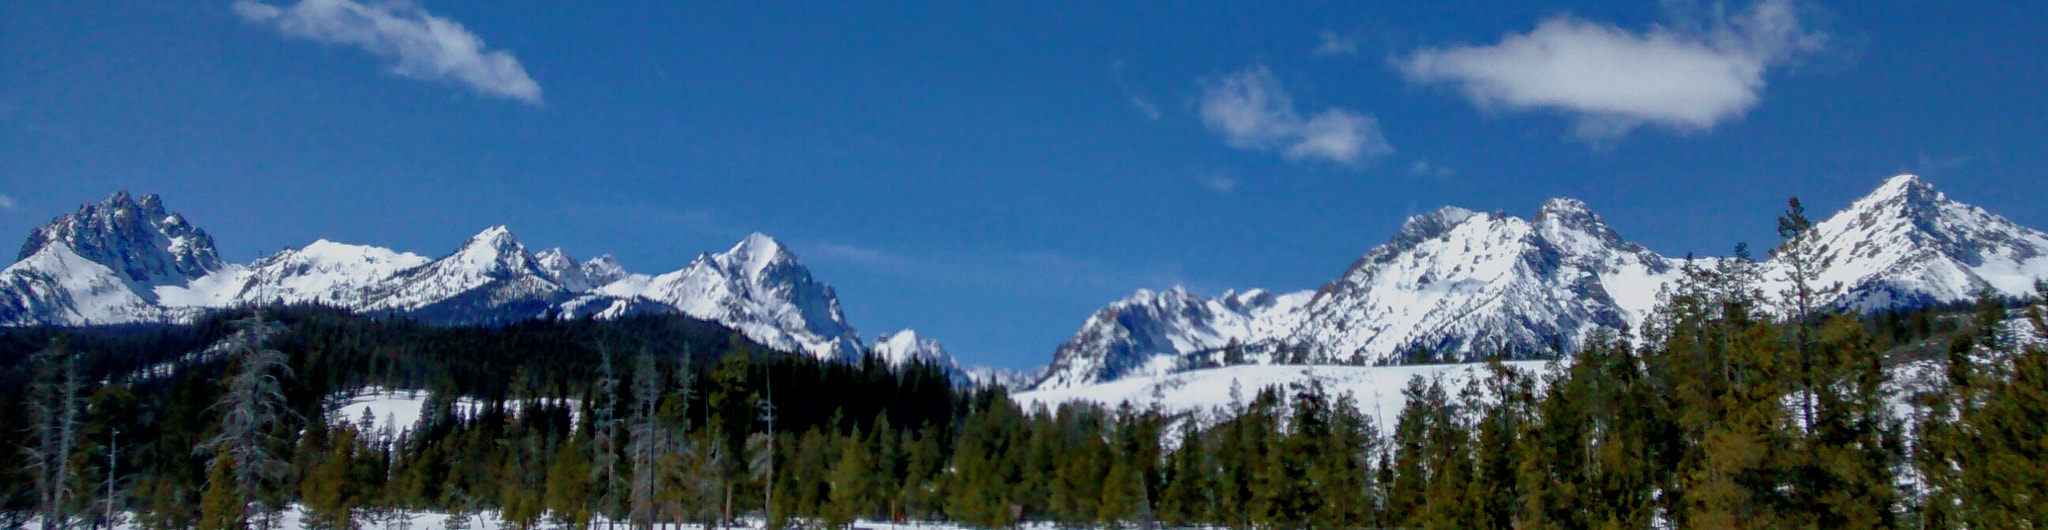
[1037,285,1313,389]
[357,226,564,319]
[717,232,797,282]
[534,247,596,293]
[16,191,224,300]
[1796,174,2048,309]
[608,232,863,361]
[1038,176,2048,391]
[872,329,950,366]
[0,194,935,369]
[452,226,530,271]
[580,255,627,285]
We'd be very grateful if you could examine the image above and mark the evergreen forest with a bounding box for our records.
[5,218,2048,529]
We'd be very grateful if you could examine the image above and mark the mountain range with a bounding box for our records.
[6,175,2043,394]
[1036,175,2048,390]
[1,192,886,368]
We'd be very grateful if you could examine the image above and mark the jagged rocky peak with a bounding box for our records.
[449,225,540,275]
[534,247,594,292]
[1399,206,1483,240]
[1219,288,1278,311]
[580,255,627,285]
[534,247,578,271]
[1535,197,1619,242]
[17,191,224,298]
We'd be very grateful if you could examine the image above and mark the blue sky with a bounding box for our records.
[3,1,2044,369]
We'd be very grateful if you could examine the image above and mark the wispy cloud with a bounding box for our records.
[810,242,911,269]
[1110,60,1163,121]
[1407,160,1456,179]
[234,0,543,105]
[1908,152,1980,177]
[1198,65,1393,167]
[1313,30,1360,57]
[0,195,16,211]
[1196,168,1239,194]
[1396,0,1823,140]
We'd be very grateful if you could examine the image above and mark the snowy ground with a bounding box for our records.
[59,508,1172,530]
[1013,360,1555,431]
[329,387,582,438]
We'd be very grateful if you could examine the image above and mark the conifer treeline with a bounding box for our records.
[4,211,2048,529]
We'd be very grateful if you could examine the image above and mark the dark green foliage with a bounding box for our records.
[1,268,2044,529]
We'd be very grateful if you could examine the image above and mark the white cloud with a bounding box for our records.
[1397,0,1823,140]
[1314,31,1360,57]
[1197,168,1238,194]
[0,195,16,211]
[1198,65,1392,167]
[1286,109,1391,165]
[234,0,542,105]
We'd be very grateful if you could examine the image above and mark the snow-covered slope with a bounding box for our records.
[1784,174,2048,310]
[360,226,566,323]
[1286,198,1679,366]
[1038,287,1311,389]
[1036,175,2046,391]
[599,233,863,361]
[1017,361,1553,429]
[158,240,431,309]
[0,245,182,326]
[1037,200,1676,390]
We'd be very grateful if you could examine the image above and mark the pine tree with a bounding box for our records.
[865,414,902,523]
[498,429,548,530]
[625,349,662,530]
[545,435,595,530]
[1157,421,1211,527]
[1384,377,1437,527]
[301,422,364,530]
[1258,382,1325,529]
[825,430,872,529]
[587,346,622,528]
[207,313,297,530]
[1318,393,1378,528]
[1774,197,1838,436]
[197,457,244,530]
[1801,316,1902,527]
[1953,287,2048,527]
[897,426,945,522]
[24,338,85,530]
